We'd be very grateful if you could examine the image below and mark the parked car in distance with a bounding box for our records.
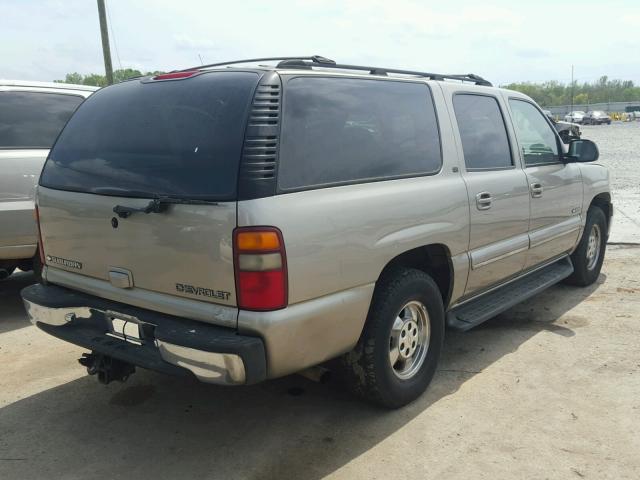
[21,57,611,408]
[583,110,612,125]
[0,80,96,280]
[564,110,586,123]
[544,110,581,143]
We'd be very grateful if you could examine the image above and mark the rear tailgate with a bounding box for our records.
[38,186,236,307]
[37,71,262,322]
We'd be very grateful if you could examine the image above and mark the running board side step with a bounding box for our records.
[446,257,574,331]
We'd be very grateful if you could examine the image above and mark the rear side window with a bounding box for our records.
[278,77,441,190]
[453,94,513,170]
[509,99,560,166]
[0,92,83,148]
[41,72,260,201]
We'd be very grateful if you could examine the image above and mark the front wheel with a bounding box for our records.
[339,268,444,408]
[565,207,607,286]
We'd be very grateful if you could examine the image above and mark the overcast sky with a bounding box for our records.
[2,0,639,85]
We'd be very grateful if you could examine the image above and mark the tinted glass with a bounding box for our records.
[0,92,83,148]
[509,99,560,166]
[278,77,441,190]
[41,72,259,200]
[453,94,512,170]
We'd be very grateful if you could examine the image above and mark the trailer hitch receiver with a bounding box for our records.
[79,352,136,384]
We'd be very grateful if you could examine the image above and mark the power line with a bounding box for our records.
[105,0,122,72]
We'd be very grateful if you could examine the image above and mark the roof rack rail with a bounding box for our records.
[279,60,492,86]
[179,55,336,72]
[181,55,492,87]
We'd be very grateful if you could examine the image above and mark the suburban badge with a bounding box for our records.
[46,255,83,270]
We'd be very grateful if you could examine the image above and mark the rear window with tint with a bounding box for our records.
[0,92,84,148]
[41,72,259,200]
[278,77,441,190]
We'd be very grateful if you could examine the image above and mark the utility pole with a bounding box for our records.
[97,0,114,85]
[570,65,574,113]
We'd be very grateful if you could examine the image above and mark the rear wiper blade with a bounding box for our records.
[113,196,218,219]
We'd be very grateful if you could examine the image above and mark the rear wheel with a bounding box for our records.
[565,207,607,286]
[339,268,444,408]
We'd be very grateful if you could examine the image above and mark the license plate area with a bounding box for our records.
[105,310,144,345]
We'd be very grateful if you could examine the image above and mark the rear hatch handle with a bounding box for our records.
[113,197,219,218]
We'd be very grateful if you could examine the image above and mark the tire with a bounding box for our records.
[565,207,607,286]
[338,268,445,408]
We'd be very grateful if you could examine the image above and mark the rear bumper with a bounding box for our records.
[21,283,267,385]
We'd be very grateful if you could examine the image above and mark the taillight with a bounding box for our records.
[233,227,287,311]
[34,205,46,264]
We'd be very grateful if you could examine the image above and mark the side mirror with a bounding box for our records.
[565,139,599,163]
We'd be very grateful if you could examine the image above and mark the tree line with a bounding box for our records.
[502,76,640,107]
[54,68,164,87]
[55,70,640,107]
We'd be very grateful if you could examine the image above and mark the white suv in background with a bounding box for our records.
[0,80,96,280]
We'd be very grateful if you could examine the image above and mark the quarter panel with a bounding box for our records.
[0,149,47,253]
[238,175,469,305]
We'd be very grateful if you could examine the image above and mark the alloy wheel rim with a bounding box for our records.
[586,223,602,271]
[389,301,430,380]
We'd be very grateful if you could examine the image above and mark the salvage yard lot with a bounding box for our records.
[1,123,639,480]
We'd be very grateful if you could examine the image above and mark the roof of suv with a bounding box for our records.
[166,55,494,87]
[0,79,98,93]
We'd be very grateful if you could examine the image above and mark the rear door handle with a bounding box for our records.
[530,183,544,198]
[476,191,493,210]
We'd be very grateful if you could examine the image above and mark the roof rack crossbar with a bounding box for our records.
[180,55,492,86]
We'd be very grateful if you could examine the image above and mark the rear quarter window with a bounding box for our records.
[0,91,84,148]
[278,77,442,190]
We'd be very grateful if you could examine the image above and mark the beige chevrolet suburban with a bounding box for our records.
[21,56,611,408]
[0,80,96,280]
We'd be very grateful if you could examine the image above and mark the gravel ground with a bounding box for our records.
[580,122,640,243]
